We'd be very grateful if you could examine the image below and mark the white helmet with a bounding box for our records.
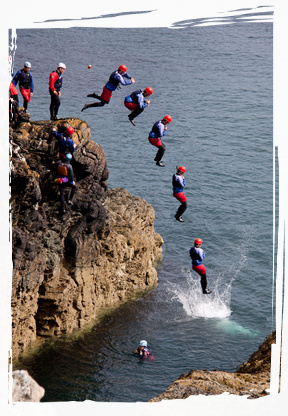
[140,340,147,347]
[24,61,31,68]
[58,62,66,69]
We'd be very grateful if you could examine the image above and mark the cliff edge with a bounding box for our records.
[10,117,163,360]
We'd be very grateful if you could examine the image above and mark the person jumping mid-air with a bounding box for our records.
[148,115,172,167]
[81,65,135,111]
[172,166,187,222]
[124,87,153,126]
[189,238,212,294]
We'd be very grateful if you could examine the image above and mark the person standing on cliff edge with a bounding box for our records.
[81,65,135,111]
[189,238,212,294]
[12,61,34,113]
[49,63,66,120]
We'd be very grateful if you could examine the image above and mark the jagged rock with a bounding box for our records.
[10,117,163,359]
[130,325,288,416]
[0,370,57,416]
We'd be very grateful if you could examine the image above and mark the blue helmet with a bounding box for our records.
[65,153,72,162]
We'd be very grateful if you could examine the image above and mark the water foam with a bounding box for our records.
[170,269,232,319]
[169,248,249,320]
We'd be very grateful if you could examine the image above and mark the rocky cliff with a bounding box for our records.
[10,116,163,360]
[130,325,288,416]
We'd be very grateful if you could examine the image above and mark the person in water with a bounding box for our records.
[49,63,66,120]
[189,238,211,294]
[148,115,172,167]
[12,61,34,112]
[133,340,151,358]
[81,65,135,111]
[172,166,187,222]
[124,87,153,126]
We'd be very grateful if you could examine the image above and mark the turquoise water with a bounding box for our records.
[12,21,274,402]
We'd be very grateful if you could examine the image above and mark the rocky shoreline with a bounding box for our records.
[129,325,288,416]
[10,116,163,360]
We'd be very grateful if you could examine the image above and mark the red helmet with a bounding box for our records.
[177,166,186,173]
[118,64,127,72]
[144,87,153,95]
[163,115,172,123]
[66,127,74,135]
[194,238,203,245]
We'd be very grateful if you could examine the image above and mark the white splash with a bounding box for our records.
[170,247,249,320]
[170,269,232,319]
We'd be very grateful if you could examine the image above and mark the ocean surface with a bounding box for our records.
[11,20,274,402]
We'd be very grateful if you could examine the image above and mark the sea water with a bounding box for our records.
[11,20,274,402]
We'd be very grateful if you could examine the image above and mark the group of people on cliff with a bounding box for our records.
[10,61,212,309]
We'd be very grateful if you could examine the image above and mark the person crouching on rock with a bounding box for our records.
[133,340,151,359]
[52,126,76,161]
[55,153,76,215]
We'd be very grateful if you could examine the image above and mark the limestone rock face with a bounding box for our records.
[130,325,288,416]
[10,118,163,360]
[0,370,57,416]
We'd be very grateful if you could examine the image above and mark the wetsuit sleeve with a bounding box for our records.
[158,123,167,137]
[52,131,61,139]
[115,72,133,86]
[177,176,185,188]
[49,72,58,91]
[12,71,20,86]
[67,139,75,153]
[67,165,74,182]
[197,248,205,260]
[137,93,148,109]
[30,73,34,93]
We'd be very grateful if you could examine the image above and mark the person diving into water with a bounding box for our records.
[189,238,212,294]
